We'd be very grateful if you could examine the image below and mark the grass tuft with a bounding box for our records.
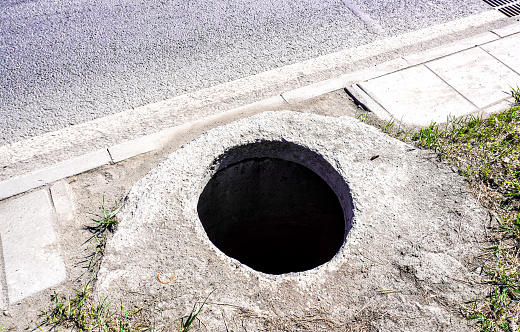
[87,196,122,235]
[512,86,520,105]
[39,282,148,331]
[37,198,152,331]
[411,106,520,212]
[179,290,215,332]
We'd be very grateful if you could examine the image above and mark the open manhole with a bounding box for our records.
[197,141,353,275]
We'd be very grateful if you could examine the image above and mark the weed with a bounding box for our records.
[87,196,122,236]
[498,213,520,240]
[37,197,152,331]
[179,290,215,332]
[40,282,149,331]
[382,119,395,134]
[512,86,520,105]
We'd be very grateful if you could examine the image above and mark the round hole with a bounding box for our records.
[197,143,350,274]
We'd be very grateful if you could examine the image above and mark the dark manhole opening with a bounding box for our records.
[197,151,348,275]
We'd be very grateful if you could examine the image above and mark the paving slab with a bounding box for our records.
[491,21,520,37]
[50,180,76,224]
[481,33,520,76]
[357,65,477,126]
[426,47,520,108]
[0,190,66,305]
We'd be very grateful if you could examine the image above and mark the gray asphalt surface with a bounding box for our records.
[0,0,490,145]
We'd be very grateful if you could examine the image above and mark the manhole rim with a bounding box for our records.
[190,139,357,277]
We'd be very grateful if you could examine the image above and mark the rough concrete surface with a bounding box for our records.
[95,111,490,331]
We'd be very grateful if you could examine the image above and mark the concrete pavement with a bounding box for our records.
[0,15,519,329]
[349,23,520,126]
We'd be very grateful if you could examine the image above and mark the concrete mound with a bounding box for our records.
[96,111,488,330]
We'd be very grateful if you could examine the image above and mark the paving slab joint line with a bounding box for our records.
[479,96,517,115]
[479,45,520,76]
[423,63,480,109]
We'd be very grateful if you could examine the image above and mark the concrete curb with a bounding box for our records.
[346,84,393,121]
[0,11,515,201]
[0,149,112,201]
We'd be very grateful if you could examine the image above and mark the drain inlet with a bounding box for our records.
[482,0,520,17]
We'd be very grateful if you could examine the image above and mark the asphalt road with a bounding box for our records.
[0,0,490,145]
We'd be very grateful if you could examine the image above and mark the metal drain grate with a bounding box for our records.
[483,0,520,16]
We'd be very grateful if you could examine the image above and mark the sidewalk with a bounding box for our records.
[348,22,520,126]
[0,16,519,330]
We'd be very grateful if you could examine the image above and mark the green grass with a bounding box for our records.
[410,107,520,211]
[37,199,153,332]
[39,283,149,332]
[178,290,214,332]
[87,196,122,236]
[384,89,520,331]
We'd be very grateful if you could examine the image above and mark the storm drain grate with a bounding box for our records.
[483,0,520,17]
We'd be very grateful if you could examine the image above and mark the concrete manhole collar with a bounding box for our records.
[196,141,354,274]
[97,111,489,329]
